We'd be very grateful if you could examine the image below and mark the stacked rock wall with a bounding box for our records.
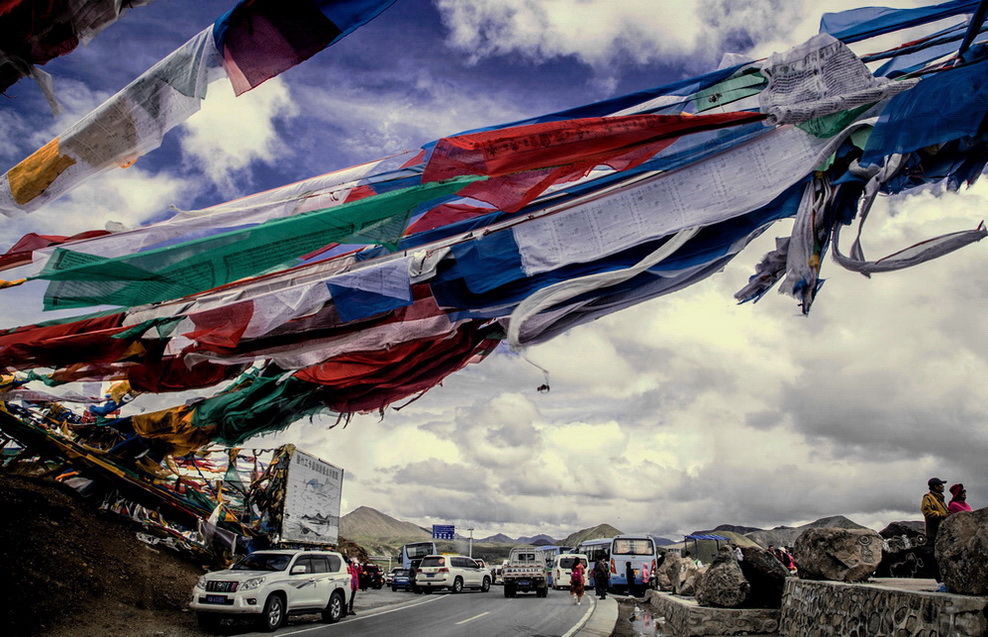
[645,590,780,637]
[779,579,988,636]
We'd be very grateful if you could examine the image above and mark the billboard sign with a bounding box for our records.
[280,448,344,545]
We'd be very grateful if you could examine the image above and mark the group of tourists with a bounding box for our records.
[767,545,797,574]
[568,557,612,605]
[922,477,973,540]
[921,477,973,589]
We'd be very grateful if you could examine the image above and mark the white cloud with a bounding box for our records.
[180,78,300,195]
[435,0,933,72]
[292,69,533,163]
[277,179,988,540]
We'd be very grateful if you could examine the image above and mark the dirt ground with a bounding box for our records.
[0,473,208,637]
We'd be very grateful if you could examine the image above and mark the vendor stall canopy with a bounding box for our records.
[0,0,985,465]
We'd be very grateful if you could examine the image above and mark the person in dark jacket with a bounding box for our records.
[593,557,609,599]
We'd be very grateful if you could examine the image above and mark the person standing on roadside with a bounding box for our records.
[922,477,949,585]
[570,559,587,605]
[922,477,949,540]
[948,483,973,514]
[346,557,359,616]
[593,556,609,599]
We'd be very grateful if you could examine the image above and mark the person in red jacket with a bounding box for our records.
[570,560,586,605]
[346,557,359,616]
[948,483,973,514]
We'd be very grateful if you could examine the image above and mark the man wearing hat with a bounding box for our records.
[922,477,949,540]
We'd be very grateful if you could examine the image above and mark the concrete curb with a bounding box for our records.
[572,595,619,637]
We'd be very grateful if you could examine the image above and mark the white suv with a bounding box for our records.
[189,549,352,632]
[415,554,492,593]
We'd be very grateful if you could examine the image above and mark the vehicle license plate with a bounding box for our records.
[518,579,530,586]
[205,595,228,604]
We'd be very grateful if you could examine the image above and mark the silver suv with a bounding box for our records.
[415,554,492,593]
[189,549,352,631]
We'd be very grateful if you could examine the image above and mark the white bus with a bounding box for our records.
[398,541,436,569]
[608,535,656,593]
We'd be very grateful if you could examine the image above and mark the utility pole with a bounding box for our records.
[468,527,474,558]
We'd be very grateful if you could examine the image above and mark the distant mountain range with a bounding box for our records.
[745,515,870,549]
[690,523,765,536]
[339,506,873,556]
[340,508,625,549]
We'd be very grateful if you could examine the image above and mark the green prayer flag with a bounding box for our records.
[38,176,481,310]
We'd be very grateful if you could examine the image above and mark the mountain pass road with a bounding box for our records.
[264,586,602,637]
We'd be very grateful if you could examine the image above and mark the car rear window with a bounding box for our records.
[420,556,445,567]
[559,557,587,569]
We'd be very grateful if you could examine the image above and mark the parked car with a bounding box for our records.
[189,549,351,632]
[389,567,414,591]
[415,554,492,593]
[551,554,589,590]
[359,563,384,589]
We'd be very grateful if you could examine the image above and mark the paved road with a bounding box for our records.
[253,586,599,637]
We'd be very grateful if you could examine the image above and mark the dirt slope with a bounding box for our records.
[0,474,206,637]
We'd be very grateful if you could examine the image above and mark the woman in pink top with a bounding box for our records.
[346,558,359,615]
[948,483,973,514]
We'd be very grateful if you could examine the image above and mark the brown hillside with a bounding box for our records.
[563,523,623,547]
[340,505,431,541]
[0,474,207,637]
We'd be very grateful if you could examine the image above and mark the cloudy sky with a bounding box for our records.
[1,0,985,542]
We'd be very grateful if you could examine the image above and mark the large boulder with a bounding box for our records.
[657,553,683,592]
[878,520,926,539]
[695,546,750,608]
[792,528,882,582]
[935,507,988,595]
[677,565,705,596]
[669,556,702,596]
[875,520,937,578]
[739,545,790,608]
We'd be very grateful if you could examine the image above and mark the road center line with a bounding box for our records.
[455,611,490,625]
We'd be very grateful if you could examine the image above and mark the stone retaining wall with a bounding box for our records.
[779,579,988,636]
[644,590,780,636]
